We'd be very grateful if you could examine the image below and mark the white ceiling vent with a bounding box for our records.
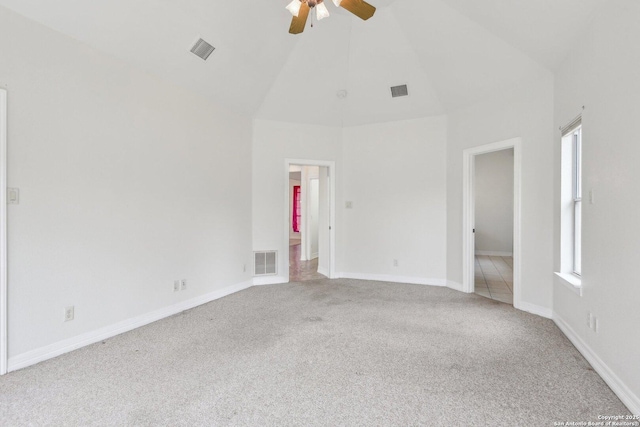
[190,38,215,61]
[390,84,409,98]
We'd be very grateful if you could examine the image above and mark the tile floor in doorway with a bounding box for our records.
[289,239,326,282]
[474,255,513,305]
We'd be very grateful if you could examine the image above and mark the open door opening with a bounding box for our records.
[288,165,326,281]
[284,160,335,283]
[473,148,514,305]
[463,138,522,309]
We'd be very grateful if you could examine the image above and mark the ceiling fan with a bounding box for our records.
[285,0,376,34]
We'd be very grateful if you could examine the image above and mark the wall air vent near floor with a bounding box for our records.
[254,251,277,276]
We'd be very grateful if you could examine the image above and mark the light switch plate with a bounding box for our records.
[7,187,19,204]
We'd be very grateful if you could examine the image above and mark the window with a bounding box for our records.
[571,127,582,276]
[560,121,582,279]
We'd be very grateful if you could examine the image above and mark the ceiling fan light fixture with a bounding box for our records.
[287,0,374,34]
[286,0,302,17]
[316,2,330,20]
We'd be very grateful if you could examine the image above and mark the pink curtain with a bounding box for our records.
[292,185,301,232]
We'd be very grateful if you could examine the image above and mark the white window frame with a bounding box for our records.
[571,128,582,276]
[556,119,583,294]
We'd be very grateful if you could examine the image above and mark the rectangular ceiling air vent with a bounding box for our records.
[190,38,215,61]
[254,251,277,276]
[390,84,409,98]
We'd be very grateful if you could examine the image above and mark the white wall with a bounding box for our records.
[253,116,448,286]
[446,71,555,313]
[252,119,342,281]
[553,0,640,412]
[0,7,252,359]
[341,116,448,284]
[474,149,514,255]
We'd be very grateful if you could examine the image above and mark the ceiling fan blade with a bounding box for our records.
[340,0,376,20]
[289,2,310,34]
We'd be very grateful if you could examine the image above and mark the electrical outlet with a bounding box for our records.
[180,279,187,291]
[64,306,74,322]
[173,280,180,292]
[393,259,399,267]
[593,316,599,332]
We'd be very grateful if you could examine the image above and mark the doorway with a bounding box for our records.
[288,165,324,282]
[462,138,522,309]
[473,149,514,304]
[284,159,335,282]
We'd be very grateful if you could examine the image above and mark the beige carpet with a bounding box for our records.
[0,279,629,425]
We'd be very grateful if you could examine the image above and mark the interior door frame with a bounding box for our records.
[1,88,8,375]
[462,137,522,308]
[284,159,335,281]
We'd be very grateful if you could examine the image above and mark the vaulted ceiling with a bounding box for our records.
[0,0,603,126]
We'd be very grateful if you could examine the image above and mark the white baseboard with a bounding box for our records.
[337,272,445,287]
[317,267,329,278]
[514,300,552,319]
[8,279,254,373]
[252,275,288,286]
[446,281,465,292]
[475,250,513,257]
[554,313,640,415]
